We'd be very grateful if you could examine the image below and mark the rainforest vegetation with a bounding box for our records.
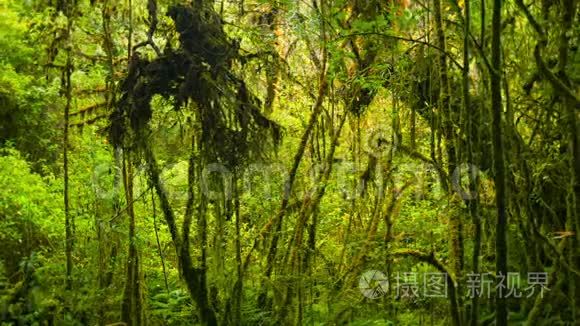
[0,0,579,324]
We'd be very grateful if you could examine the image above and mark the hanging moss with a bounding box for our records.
[109,3,280,168]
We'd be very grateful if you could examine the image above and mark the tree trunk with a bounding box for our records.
[121,154,142,326]
[434,0,463,321]
[151,187,169,294]
[490,0,508,324]
[141,135,218,325]
[63,0,74,291]
[258,64,328,307]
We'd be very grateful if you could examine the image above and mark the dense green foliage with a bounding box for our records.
[0,0,579,325]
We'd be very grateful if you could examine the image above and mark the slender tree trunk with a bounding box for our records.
[558,0,580,321]
[121,154,142,326]
[433,0,455,180]
[258,63,328,306]
[260,1,329,310]
[232,174,243,325]
[105,147,123,287]
[282,112,347,323]
[63,0,74,291]
[434,0,463,320]
[183,135,218,326]
[99,3,117,323]
[461,1,482,325]
[263,3,281,115]
[151,188,169,294]
[120,158,134,325]
[96,191,106,326]
[490,0,507,324]
[141,133,217,325]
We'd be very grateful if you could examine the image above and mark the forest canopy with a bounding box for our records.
[0,0,579,325]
